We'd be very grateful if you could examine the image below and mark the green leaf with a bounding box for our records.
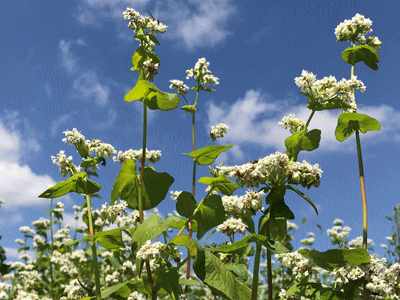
[168,235,203,257]
[268,217,287,242]
[80,157,106,168]
[178,278,201,287]
[131,214,178,249]
[64,239,83,247]
[306,96,353,111]
[88,226,129,250]
[198,174,238,196]
[180,105,198,114]
[335,112,381,142]
[270,199,295,220]
[286,282,344,299]
[204,234,290,255]
[38,173,101,198]
[169,217,198,233]
[193,251,252,300]
[100,280,131,298]
[155,267,182,299]
[341,45,380,70]
[298,247,371,272]
[286,184,318,216]
[184,145,234,165]
[176,192,198,218]
[124,80,179,111]
[285,129,321,161]
[111,159,174,210]
[224,263,248,281]
[193,195,226,240]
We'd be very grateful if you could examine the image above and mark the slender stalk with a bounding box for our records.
[138,98,159,299]
[350,42,370,300]
[49,199,55,300]
[185,108,197,294]
[266,220,273,300]
[251,242,262,300]
[138,100,147,224]
[83,186,101,300]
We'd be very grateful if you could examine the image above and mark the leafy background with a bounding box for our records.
[0,0,399,278]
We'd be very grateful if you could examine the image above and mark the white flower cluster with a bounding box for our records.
[122,260,137,273]
[105,270,120,285]
[136,240,164,261]
[54,201,64,213]
[169,79,189,96]
[279,114,305,135]
[294,70,366,113]
[61,128,86,145]
[113,148,161,164]
[53,225,71,241]
[100,200,128,225]
[123,7,167,36]
[15,239,24,245]
[19,226,35,235]
[334,13,382,50]
[32,235,45,248]
[221,189,265,215]
[209,123,229,141]
[143,58,159,80]
[61,128,117,162]
[217,217,247,236]
[31,217,50,230]
[128,291,145,300]
[50,250,79,276]
[214,151,322,189]
[275,250,322,283]
[86,138,117,159]
[130,210,145,224]
[51,150,81,177]
[170,190,182,200]
[186,58,219,87]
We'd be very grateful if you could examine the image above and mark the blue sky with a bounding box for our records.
[1,0,400,277]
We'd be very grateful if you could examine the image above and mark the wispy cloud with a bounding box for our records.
[75,0,237,51]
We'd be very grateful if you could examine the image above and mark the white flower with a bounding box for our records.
[209,123,229,141]
[136,240,164,261]
[217,217,247,236]
[170,191,182,200]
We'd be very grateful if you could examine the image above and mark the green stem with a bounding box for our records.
[251,242,262,300]
[49,199,55,300]
[266,220,273,300]
[350,42,370,300]
[138,101,147,224]
[185,98,198,294]
[83,184,101,300]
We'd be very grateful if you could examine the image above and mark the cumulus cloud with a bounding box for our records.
[0,111,71,211]
[205,89,400,163]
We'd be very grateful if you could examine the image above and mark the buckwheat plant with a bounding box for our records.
[1,9,397,300]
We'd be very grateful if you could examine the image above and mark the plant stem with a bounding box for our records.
[185,101,197,294]
[138,101,148,224]
[49,199,55,300]
[84,187,101,300]
[266,220,273,300]
[251,242,262,300]
[350,42,370,300]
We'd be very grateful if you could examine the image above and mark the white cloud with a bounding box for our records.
[58,40,81,75]
[205,89,400,163]
[72,71,110,107]
[74,0,237,51]
[0,111,71,210]
[50,113,77,137]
